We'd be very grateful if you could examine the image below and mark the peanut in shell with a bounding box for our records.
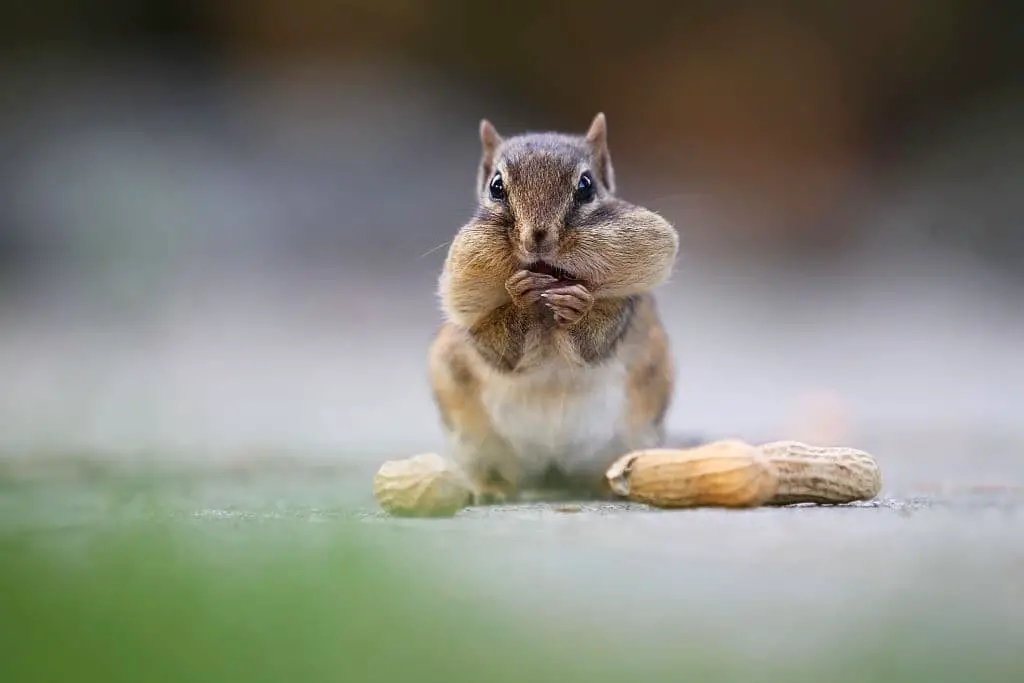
[373,452,474,517]
[757,440,882,505]
[605,439,779,509]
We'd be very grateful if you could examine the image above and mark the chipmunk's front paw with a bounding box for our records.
[506,270,558,309]
[541,284,594,326]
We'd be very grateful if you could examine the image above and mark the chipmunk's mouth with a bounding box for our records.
[526,260,579,283]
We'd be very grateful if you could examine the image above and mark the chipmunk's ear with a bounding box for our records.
[585,113,615,194]
[478,119,503,190]
[585,113,607,148]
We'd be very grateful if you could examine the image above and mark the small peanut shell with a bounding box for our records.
[373,452,474,517]
[758,440,882,505]
[605,440,779,509]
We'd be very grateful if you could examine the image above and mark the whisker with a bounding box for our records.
[418,240,451,259]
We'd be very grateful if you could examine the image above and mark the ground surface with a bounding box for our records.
[3,257,1024,681]
[4,436,1024,682]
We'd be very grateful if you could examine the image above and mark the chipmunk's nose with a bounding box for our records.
[523,227,554,254]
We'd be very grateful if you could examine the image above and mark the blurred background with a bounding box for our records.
[1,0,1022,477]
[2,4,1024,681]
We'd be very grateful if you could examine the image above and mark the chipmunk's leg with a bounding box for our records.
[429,324,523,505]
[448,434,522,505]
[623,298,674,452]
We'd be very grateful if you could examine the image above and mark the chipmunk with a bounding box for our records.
[428,113,679,503]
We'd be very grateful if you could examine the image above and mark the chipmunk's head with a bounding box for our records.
[474,113,618,274]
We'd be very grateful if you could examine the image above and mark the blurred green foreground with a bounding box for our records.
[1,471,1022,683]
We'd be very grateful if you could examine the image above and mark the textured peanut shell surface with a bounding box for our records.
[605,440,780,508]
[758,440,882,505]
[373,452,474,517]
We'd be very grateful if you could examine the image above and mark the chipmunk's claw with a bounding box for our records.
[506,270,557,309]
[541,284,594,326]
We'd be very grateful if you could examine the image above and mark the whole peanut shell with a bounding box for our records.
[605,440,780,508]
[373,452,474,517]
[757,440,882,505]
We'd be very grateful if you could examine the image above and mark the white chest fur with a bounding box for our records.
[479,359,629,477]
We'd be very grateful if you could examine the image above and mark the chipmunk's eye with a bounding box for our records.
[488,172,506,201]
[575,171,596,203]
